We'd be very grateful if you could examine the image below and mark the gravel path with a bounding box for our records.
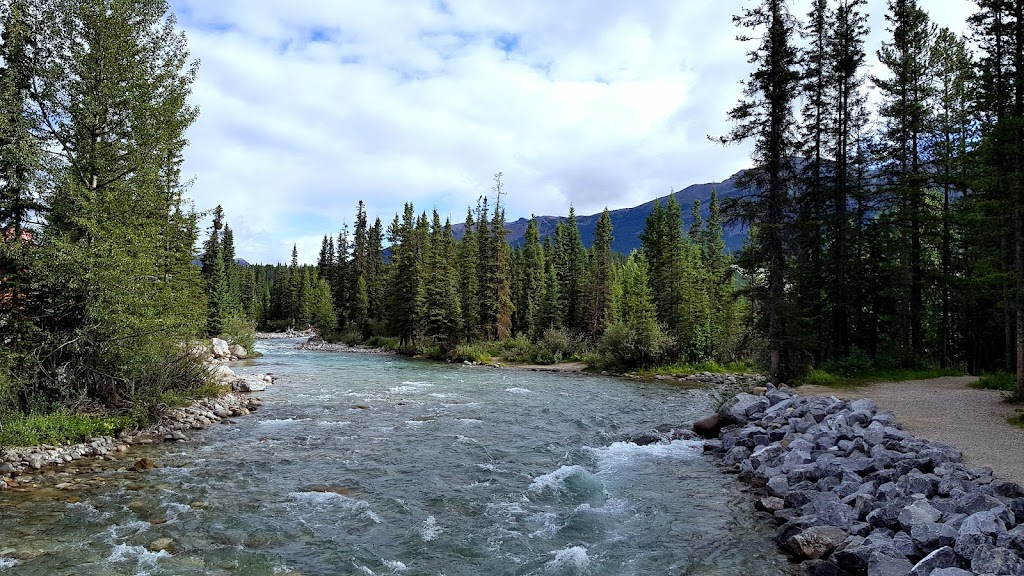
[800,376,1024,484]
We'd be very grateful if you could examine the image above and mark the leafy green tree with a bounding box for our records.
[17,0,204,408]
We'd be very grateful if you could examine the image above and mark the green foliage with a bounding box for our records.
[599,320,673,371]
[448,343,496,364]
[0,411,138,448]
[219,315,256,355]
[636,360,756,377]
[973,372,1016,392]
[802,369,841,387]
[158,381,229,409]
[823,346,874,377]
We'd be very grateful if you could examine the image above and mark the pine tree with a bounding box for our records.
[928,27,973,369]
[521,217,546,337]
[457,208,479,341]
[423,211,462,349]
[873,0,937,366]
[585,208,615,338]
[201,206,229,335]
[718,0,801,383]
[554,206,586,331]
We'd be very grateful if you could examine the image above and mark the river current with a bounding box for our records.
[0,339,791,575]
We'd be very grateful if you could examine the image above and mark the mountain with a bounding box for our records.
[453,170,749,254]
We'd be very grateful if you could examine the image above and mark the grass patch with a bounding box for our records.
[0,411,140,448]
[972,372,1016,392]
[796,367,964,387]
[159,381,231,409]
[1008,411,1024,428]
[841,368,963,385]
[635,360,756,377]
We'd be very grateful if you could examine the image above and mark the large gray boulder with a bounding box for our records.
[210,365,237,383]
[719,393,770,425]
[229,344,248,359]
[788,525,849,560]
[211,337,230,358]
[231,376,267,393]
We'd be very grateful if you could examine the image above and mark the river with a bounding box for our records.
[0,339,791,575]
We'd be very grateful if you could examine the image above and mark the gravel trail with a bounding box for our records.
[800,376,1024,484]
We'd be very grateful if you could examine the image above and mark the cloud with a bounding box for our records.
[168,0,977,264]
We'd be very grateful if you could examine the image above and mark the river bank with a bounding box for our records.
[0,392,263,492]
[703,385,1024,574]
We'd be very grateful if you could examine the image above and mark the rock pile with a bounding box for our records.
[194,337,249,363]
[0,393,261,489]
[703,387,1024,575]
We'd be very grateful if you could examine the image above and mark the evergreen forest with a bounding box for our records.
[3,0,1024,438]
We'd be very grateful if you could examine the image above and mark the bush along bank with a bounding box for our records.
[699,387,1024,575]
[0,393,262,490]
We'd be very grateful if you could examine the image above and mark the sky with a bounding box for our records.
[166,0,977,264]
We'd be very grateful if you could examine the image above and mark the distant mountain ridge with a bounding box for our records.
[453,170,749,254]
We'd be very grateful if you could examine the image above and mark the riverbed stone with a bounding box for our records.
[969,545,1024,574]
[867,552,914,576]
[231,376,267,393]
[719,393,770,425]
[211,337,230,358]
[908,546,960,575]
[230,344,248,359]
[788,525,849,560]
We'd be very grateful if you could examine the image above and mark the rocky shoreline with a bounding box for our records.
[0,392,262,491]
[698,386,1024,575]
[297,336,395,355]
[0,337,274,492]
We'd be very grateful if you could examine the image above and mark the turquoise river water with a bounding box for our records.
[0,339,792,575]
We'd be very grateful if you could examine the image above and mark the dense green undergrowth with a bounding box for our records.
[971,372,1016,392]
[324,328,592,366]
[0,411,139,448]
[634,360,756,377]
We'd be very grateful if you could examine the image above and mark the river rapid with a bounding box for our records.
[0,339,791,575]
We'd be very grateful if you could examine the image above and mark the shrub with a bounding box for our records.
[974,372,1016,392]
[220,315,256,354]
[448,343,493,364]
[599,320,672,371]
[824,346,873,377]
[802,369,840,386]
[539,328,585,360]
[498,335,535,363]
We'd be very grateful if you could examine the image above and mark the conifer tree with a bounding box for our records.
[585,208,615,338]
[718,0,801,383]
[457,208,479,341]
[554,206,586,331]
[873,0,936,366]
[423,211,462,349]
[520,217,546,337]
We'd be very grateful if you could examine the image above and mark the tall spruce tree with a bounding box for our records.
[585,208,615,338]
[18,0,204,406]
[873,0,937,367]
[718,0,801,383]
